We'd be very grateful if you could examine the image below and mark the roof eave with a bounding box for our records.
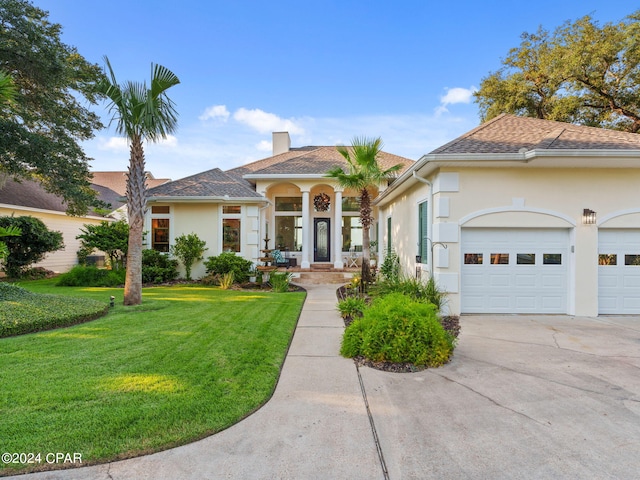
[147,196,267,203]
[375,148,640,206]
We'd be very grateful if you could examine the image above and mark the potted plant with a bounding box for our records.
[249,266,257,283]
[370,240,378,267]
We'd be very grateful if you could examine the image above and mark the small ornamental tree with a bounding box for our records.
[170,233,207,280]
[0,216,64,277]
[77,219,129,270]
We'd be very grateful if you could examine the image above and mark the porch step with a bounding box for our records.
[292,271,355,285]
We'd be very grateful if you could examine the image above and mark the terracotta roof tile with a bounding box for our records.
[91,171,171,196]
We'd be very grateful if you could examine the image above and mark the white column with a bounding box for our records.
[301,189,311,269]
[333,189,344,268]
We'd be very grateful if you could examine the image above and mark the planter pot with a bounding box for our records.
[249,276,257,283]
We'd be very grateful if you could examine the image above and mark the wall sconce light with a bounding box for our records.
[582,209,597,225]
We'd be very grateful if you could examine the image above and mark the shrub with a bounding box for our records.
[57,265,126,287]
[170,233,207,280]
[0,285,108,338]
[379,250,400,282]
[337,296,367,319]
[76,220,129,270]
[372,274,448,312]
[204,252,252,284]
[142,249,179,284]
[0,216,64,278]
[340,293,455,367]
[269,271,293,292]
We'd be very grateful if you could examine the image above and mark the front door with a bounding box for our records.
[314,218,331,262]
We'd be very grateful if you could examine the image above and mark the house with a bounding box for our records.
[146,132,414,279]
[0,177,111,272]
[375,114,640,317]
[0,171,171,273]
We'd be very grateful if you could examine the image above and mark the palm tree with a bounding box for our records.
[97,57,179,305]
[0,69,17,105]
[327,136,402,285]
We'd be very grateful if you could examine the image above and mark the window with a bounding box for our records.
[342,216,362,251]
[275,216,302,251]
[517,253,536,265]
[223,219,241,252]
[342,197,360,212]
[151,205,170,214]
[491,253,509,264]
[464,253,483,264]
[543,254,562,265]
[222,205,241,214]
[151,205,171,252]
[152,218,170,252]
[386,216,392,253]
[625,255,640,266]
[599,254,617,265]
[418,201,428,263]
[275,197,302,212]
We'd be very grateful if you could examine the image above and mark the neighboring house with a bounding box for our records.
[146,132,414,279]
[0,177,110,273]
[0,171,171,273]
[376,114,640,317]
[91,171,171,220]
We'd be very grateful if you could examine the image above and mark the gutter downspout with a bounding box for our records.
[412,171,434,275]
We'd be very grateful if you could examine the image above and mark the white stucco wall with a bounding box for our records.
[378,165,640,317]
[145,202,261,279]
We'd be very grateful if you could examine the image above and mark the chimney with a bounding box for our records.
[272,132,291,156]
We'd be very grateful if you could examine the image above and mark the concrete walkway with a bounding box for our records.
[13,284,384,480]
[9,287,640,479]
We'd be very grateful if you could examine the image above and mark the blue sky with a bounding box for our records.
[36,0,636,180]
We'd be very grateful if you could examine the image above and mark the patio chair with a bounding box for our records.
[271,249,291,268]
[345,246,359,268]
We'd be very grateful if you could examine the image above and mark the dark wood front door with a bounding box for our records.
[314,218,331,262]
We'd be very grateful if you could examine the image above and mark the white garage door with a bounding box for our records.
[461,228,569,314]
[598,229,640,314]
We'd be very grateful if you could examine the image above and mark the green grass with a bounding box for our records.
[0,279,305,475]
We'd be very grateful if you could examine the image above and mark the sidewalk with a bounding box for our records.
[14,284,384,480]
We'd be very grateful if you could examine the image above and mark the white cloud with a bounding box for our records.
[256,140,272,151]
[199,105,230,121]
[155,134,178,148]
[436,86,477,115]
[98,136,129,152]
[233,108,305,135]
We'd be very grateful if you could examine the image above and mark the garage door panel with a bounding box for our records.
[598,229,640,314]
[462,228,569,314]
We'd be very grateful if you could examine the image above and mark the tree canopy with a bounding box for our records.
[474,10,640,132]
[0,0,104,215]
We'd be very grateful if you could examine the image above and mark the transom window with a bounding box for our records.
[599,254,617,265]
[464,253,483,264]
[275,197,302,212]
[222,205,241,214]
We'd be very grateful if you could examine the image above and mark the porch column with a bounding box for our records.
[333,189,344,268]
[301,189,311,269]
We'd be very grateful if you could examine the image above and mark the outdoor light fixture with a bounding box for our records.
[110,296,115,308]
[583,209,597,225]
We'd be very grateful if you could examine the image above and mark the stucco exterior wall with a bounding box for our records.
[378,166,640,317]
[0,206,108,273]
[145,202,260,279]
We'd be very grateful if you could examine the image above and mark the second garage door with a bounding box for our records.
[598,229,640,314]
[461,228,570,314]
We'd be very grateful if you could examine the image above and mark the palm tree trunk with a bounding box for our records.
[123,136,147,305]
[360,188,372,286]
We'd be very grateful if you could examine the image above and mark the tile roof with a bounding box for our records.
[147,168,263,198]
[430,114,640,154]
[91,171,171,196]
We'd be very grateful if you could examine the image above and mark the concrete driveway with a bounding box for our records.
[362,315,640,479]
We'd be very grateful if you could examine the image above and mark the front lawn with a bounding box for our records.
[0,279,305,475]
